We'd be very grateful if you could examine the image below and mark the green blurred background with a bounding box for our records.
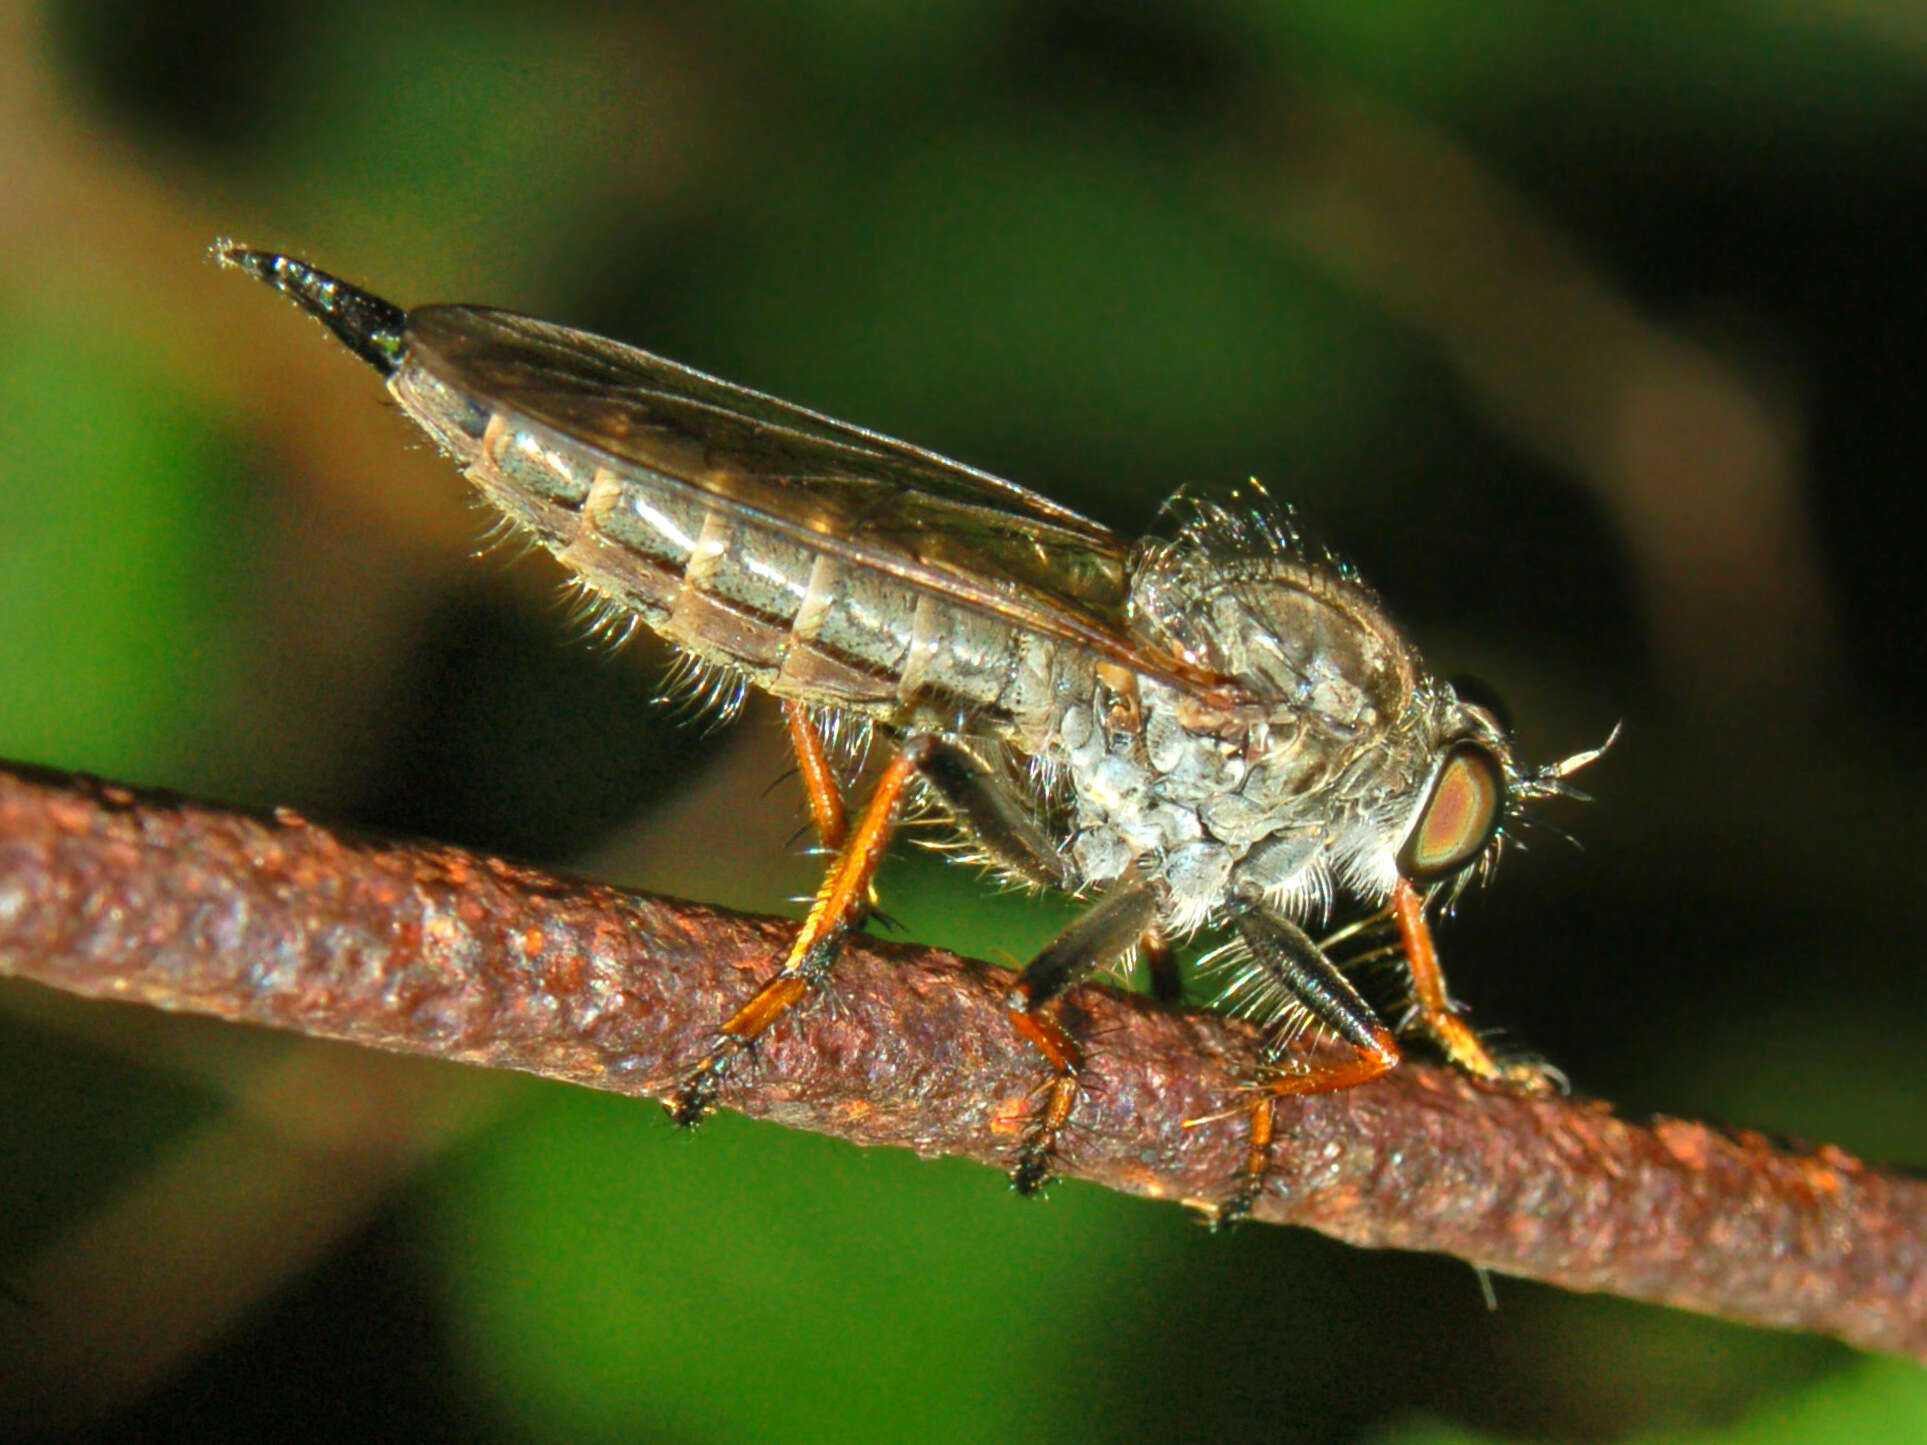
[3,1,1925,1439]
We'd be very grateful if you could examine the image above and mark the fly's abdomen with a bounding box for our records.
[389,363,1065,731]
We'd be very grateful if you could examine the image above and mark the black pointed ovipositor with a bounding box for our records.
[214,242,408,376]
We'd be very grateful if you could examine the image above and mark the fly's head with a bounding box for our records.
[1375,679,1613,916]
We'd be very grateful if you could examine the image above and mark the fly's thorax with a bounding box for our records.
[1128,540,1417,728]
[1053,538,1489,932]
[1055,674,1446,933]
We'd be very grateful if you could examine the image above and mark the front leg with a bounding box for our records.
[1390,879,1560,1094]
[668,733,933,1125]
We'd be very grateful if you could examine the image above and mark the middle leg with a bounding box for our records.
[1004,881,1160,1193]
[911,738,1162,1191]
[1211,907,1402,1227]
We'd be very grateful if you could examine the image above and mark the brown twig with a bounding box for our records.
[0,759,1921,1358]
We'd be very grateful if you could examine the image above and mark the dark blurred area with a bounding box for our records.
[3,1,1925,1440]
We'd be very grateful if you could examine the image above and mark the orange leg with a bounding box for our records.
[1216,1021,1401,1229]
[1197,906,1408,1227]
[1008,921,1183,1190]
[1002,881,1159,1193]
[1391,878,1556,1093]
[1005,995,1085,1195]
[783,699,846,851]
[668,735,931,1125]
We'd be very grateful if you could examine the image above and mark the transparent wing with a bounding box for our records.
[404,305,1217,690]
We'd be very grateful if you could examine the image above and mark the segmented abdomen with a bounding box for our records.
[389,363,1074,738]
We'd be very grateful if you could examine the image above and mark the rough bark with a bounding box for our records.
[0,760,1920,1358]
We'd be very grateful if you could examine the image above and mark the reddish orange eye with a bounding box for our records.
[1400,746,1503,879]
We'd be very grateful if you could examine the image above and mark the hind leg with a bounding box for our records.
[669,733,931,1125]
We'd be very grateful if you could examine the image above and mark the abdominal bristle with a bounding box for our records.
[557,577,642,652]
[653,649,749,729]
[471,507,537,565]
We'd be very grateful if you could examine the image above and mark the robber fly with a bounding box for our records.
[220,243,1605,1223]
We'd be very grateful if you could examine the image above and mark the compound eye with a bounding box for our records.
[1400,745,1504,880]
